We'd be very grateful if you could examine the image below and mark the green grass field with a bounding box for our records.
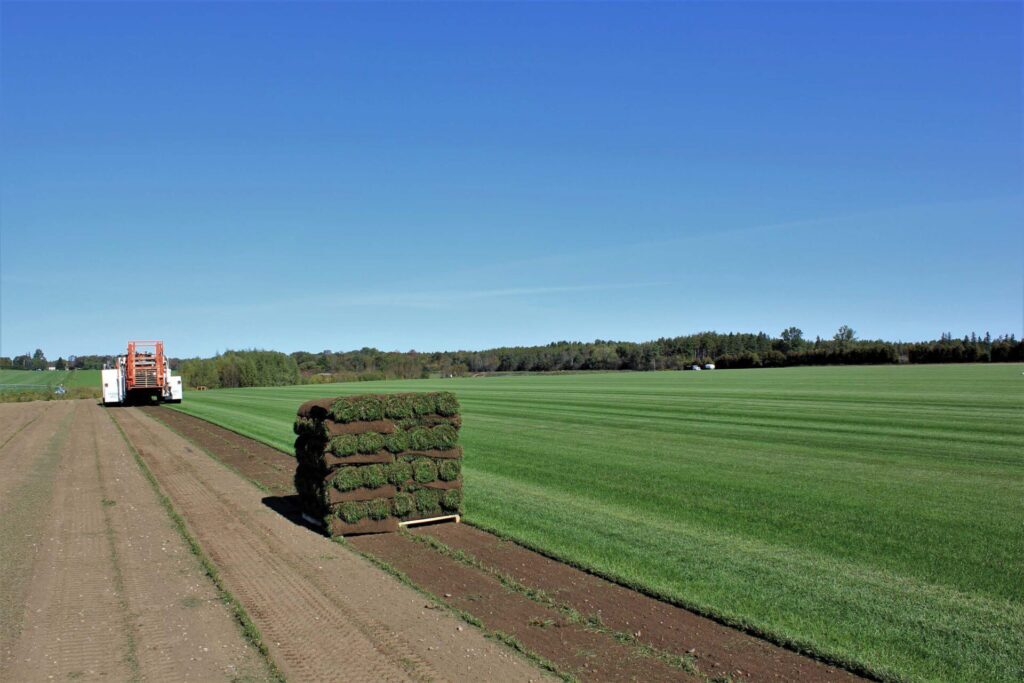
[169,364,1024,682]
[0,368,101,390]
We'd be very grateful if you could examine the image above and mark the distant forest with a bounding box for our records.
[4,327,1020,389]
[158,327,1024,388]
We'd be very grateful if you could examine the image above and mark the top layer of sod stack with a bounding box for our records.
[298,392,460,423]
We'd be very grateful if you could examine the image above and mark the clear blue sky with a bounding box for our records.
[1,1,1021,359]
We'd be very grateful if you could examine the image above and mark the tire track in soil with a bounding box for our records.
[2,400,274,682]
[113,407,550,683]
[0,401,75,670]
[0,401,46,453]
[93,404,275,682]
[143,406,294,495]
[0,401,73,500]
[117,410,431,682]
[2,401,133,680]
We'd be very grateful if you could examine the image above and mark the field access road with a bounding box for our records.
[111,406,549,682]
[0,399,272,682]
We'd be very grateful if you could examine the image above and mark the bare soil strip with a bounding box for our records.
[146,405,295,495]
[114,407,550,682]
[151,406,867,682]
[0,400,274,682]
[411,524,862,682]
[0,401,47,452]
[0,401,74,667]
[0,401,72,500]
[352,531,698,681]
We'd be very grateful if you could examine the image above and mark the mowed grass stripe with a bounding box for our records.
[466,470,1023,683]
[466,385,1024,441]
[462,402,1022,600]
[170,364,1024,682]
[465,399,1022,462]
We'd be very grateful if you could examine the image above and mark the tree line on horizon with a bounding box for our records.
[159,327,1024,388]
[0,349,69,372]
[3,327,1020,389]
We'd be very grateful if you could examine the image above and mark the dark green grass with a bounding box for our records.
[169,364,1024,682]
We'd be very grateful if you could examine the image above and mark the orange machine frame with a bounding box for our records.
[125,340,165,391]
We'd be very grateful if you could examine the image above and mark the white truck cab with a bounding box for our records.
[101,368,123,405]
[168,375,183,403]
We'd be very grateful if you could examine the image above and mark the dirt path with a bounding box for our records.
[0,400,272,682]
[146,405,295,495]
[151,406,867,682]
[0,400,73,664]
[113,407,550,682]
[410,524,862,682]
[0,400,48,452]
[0,400,71,502]
[352,532,700,682]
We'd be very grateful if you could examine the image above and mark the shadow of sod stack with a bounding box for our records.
[293,392,463,536]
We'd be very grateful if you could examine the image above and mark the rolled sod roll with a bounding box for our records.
[294,418,398,439]
[296,437,395,470]
[325,484,398,504]
[327,420,396,436]
[297,398,336,420]
[327,517,399,536]
[398,447,463,460]
[421,479,462,491]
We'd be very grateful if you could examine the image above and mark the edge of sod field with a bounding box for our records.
[335,536,576,682]
[165,402,882,681]
[461,518,887,681]
[140,410,275,495]
[107,410,286,683]
[402,530,701,678]
[168,402,295,452]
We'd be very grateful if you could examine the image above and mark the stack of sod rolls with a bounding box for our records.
[293,392,463,536]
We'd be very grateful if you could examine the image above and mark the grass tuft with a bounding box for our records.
[329,433,358,456]
[332,466,362,492]
[392,492,414,517]
[337,501,366,523]
[356,431,385,454]
[412,457,438,484]
[361,463,387,489]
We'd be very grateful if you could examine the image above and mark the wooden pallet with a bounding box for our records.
[399,514,460,528]
[302,512,461,531]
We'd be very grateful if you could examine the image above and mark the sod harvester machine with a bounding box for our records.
[102,340,183,406]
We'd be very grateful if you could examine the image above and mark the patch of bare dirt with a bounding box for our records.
[416,524,863,682]
[0,401,47,452]
[352,532,698,681]
[1,401,271,682]
[0,400,73,668]
[143,406,295,494]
